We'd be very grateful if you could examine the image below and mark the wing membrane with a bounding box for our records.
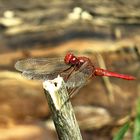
[66,62,93,88]
[15,57,93,88]
[15,57,70,80]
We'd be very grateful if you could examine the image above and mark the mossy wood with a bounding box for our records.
[43,76,82,140]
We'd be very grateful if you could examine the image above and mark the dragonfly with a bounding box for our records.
[15,53,136,96]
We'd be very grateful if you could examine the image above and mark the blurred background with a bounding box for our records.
[0,0,140,140]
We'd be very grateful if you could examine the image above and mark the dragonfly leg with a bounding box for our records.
[60,85,83,110]
[69,85,83,98]
[61,66,72,72]
[64,66,77,81]
[59,66,74,81]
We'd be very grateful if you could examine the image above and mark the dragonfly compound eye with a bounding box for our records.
[64,53,74,64]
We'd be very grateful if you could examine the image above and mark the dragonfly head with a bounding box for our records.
[64,53,78,65]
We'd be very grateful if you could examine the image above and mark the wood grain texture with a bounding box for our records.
[43,76,82,140]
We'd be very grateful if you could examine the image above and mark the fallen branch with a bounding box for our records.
[43,75,82,140]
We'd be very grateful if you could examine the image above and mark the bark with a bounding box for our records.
[43,76,83,140]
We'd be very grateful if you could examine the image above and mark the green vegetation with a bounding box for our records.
[133,99,140,140]
[113,99,140,140]
[113,122,130,140]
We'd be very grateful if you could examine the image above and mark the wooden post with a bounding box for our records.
[43,75,83,140]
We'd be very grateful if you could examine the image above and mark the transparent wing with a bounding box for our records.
[15,57,70,80]
[15,57,94,88]
[66,71,88,88]
[66,62,93,88]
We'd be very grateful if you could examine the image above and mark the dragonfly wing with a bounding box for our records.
[22,71,61,80]
[66,71,87,88]
[15,57,70,80]
[66,62,93,88]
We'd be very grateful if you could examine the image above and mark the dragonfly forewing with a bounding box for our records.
[15,57,94,88]
[15,57,70,80]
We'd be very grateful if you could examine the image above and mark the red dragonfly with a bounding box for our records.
[15,53,135,91]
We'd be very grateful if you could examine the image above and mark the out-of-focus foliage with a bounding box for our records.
[113,99,140,140]
[133,99,140,140]
[113,122,130,140]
